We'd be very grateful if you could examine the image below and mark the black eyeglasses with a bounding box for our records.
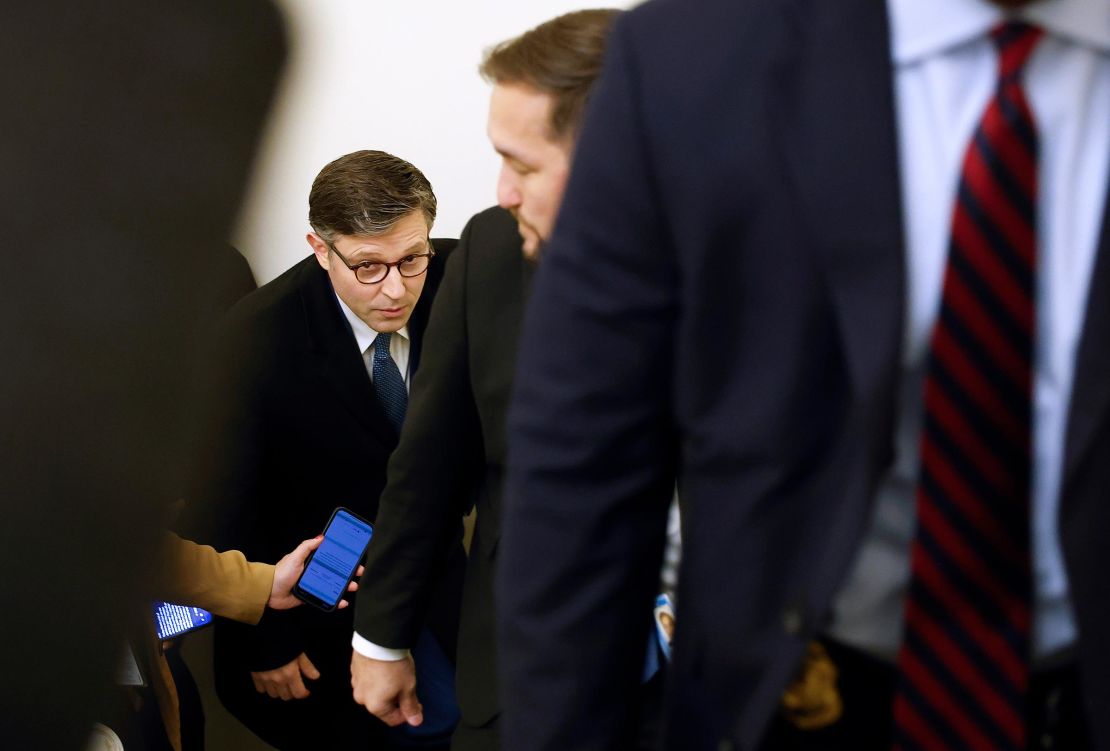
[328,242,435,285]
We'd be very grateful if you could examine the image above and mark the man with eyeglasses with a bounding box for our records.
[189,149,463,750]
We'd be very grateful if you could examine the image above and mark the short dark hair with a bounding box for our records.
[479,9,621,141]
[308,150,436,242]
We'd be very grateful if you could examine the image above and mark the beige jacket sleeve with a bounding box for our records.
[158,532,274,624]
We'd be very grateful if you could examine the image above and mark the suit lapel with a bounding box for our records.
[1063,189,1110,492]
[775,0,905,403]
[408,296,427,377]
[407,237,456,376]
[300,263,398,448]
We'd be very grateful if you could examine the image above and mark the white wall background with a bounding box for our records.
[235,0,637,284]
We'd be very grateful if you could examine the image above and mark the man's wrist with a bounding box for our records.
[351,631,409,661]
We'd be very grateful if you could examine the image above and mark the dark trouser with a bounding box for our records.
[760,638,1090,751]
[214,649,383,750]
[448,666,666,751]
[451,716,500,751]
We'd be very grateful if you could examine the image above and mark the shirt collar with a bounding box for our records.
[887,0,1110,65]
[334,292,409,354]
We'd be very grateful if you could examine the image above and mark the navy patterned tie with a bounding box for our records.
[892,22,1041,751]
[372,332,407,433]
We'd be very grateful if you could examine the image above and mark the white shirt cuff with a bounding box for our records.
[351,631,409,661]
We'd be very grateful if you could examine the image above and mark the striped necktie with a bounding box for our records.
[892,21,1042,751]
[372,331,407,433]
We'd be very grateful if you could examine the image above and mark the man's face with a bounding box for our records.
[487,82,572,259]
[308,209,430,332]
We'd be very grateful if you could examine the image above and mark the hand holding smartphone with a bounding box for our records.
[293,507,374,611]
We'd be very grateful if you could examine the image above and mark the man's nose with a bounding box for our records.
[497,166,521,209]
[380,265,405,297]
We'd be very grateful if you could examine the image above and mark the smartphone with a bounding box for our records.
[293,507,374,611]
[153,601,213,640]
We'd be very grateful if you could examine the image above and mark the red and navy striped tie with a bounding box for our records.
[892,21,1042,751]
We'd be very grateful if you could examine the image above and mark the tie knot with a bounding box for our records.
[373,331,392,360]
[991,21,1043,84]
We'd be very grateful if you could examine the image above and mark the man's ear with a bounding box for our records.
[307,232,331,271]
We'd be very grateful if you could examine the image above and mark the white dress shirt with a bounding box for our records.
[336,293,415,661]
[335,293,412,386]
[828,0,1110,661]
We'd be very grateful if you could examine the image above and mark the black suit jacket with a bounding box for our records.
[500,1,1110,750]
[191,241,460,715]
[354,207,530,731]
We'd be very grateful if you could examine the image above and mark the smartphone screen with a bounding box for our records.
[153,601,213,640]
[294,507,373,611]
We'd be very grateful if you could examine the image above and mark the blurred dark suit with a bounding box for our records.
[0,2,284,748]
[500,1,1110,750]
[354,207,528,749]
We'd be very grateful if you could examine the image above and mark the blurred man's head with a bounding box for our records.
[306,150,437,332]
[481,9,620,259]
